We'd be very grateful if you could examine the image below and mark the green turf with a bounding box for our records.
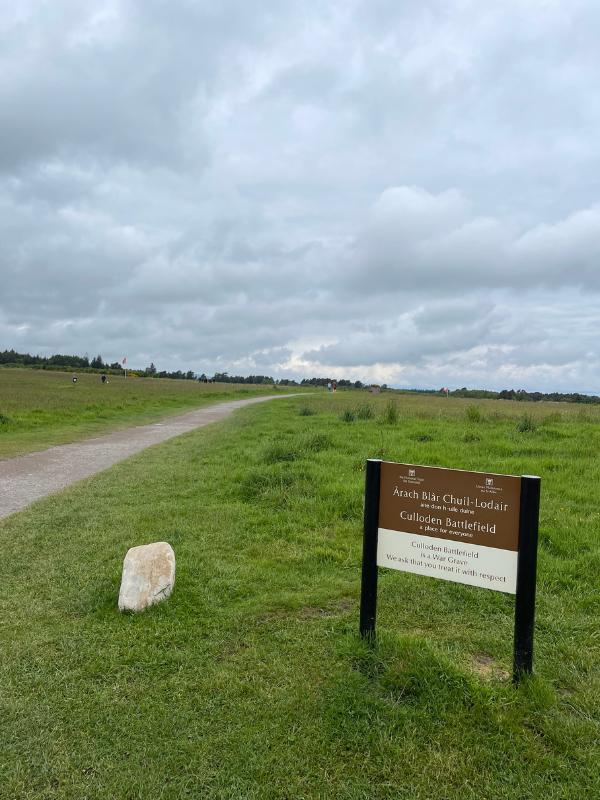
[0,369,295,459]
[1,392,598,798]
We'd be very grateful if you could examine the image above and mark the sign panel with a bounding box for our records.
[376,462,521,593]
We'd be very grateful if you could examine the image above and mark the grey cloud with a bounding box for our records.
[302,302,499,368]
[412,301,496,333]
[0,1,271,172]
[344,187,600,295]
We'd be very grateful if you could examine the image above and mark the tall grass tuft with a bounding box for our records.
[355,403,374,420]
[263,441,297,463]
[381,400,399,425]
[301,432,333,452]
[340,409,356,423]
[516,414,537,433]
[298,405,316,417]
[465,405,483,423]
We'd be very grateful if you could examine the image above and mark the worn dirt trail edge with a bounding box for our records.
[0,394,300,520]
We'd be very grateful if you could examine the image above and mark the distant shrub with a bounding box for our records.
[382,400,399,425]
[463,432,481,443]
[340,409,356,423]
[516,414,537,433]
[355,403,374,420]
[465,405,483,423]
[298,405,316,417]
[0,413,10,426]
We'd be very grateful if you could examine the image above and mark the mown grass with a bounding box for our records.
[1,391,599,798]
[0,369,296,459]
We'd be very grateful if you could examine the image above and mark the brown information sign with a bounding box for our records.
[376,462,522,593]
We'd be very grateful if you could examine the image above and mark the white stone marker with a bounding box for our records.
[118,542,176,612]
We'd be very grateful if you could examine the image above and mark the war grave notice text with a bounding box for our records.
[377,462,522,593]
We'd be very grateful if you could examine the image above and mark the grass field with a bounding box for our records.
[1,391,599,798]
[0,369,293,459]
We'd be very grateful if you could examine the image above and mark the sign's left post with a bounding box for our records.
[360,459,382,639]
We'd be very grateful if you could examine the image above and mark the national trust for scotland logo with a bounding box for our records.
[476,475,502,495]
[400,466,424,486]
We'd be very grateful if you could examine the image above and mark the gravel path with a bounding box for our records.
[0,394,298,520]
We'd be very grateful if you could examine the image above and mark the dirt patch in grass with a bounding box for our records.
[297,598,355,620]
[470,652,510,681]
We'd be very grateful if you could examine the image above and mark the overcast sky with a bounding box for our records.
[2,1,600,391]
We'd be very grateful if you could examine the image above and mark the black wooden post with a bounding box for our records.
[360,459,382,639]
[513,475,541,684]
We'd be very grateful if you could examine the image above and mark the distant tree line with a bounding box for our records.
[145,362,197,380]
[299,377,371,389]
[0,349,123,371]
[0,351,356,387]
[4,350,598,402]
[197,374,380,388]
[444,387,600,404]
[205,372,276,384]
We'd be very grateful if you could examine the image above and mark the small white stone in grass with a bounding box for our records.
[118,542,175,612]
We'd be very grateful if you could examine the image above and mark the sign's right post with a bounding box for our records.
[513,475,541,684]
